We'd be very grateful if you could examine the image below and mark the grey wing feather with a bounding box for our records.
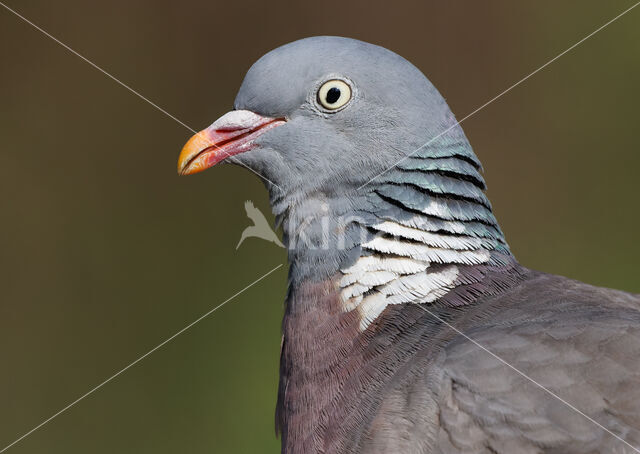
[435,307,640,454]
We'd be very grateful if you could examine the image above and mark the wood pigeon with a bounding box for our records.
[177,36,640,454]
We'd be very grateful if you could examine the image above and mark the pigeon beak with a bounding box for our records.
[177,110,286,175]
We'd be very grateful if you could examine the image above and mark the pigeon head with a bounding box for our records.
[179,36,513,295]
[178,36,465,199]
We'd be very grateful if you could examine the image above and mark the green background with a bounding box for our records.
[1,1,639,452]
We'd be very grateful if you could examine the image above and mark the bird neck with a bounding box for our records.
[273,134,524,319]
[273,136,528,452]
[273,140,533,452]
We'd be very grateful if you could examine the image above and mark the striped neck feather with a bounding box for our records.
[339,138,519,330]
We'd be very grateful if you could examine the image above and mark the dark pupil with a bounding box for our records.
[325,87,341,104]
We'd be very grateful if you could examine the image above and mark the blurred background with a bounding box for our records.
[1,1,639,452]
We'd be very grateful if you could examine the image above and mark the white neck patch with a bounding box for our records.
[339,218,491,331]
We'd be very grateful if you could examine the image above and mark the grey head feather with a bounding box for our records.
[228,36,511,289]
[233,36,469,201]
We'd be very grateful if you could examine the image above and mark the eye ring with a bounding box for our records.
[317,79,352,111]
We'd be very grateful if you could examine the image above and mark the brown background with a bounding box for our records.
[1,1,639,453]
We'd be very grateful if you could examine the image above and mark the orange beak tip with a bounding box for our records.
[177,132,210,175]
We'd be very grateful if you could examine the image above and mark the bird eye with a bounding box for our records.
[317,79,352,110]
